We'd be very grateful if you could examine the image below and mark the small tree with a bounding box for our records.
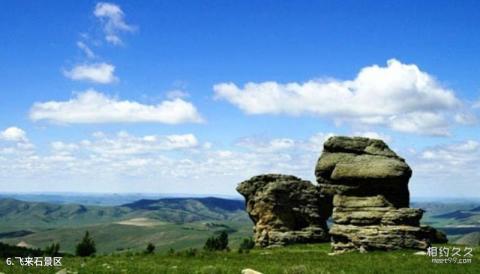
[204,236,216,251]
[145,243,155,254]
[44,242,60,256]
[75,231,96,257]
[167,248,175,256]
[239,237,255,250]
[203,231,229,251]
[217,231,228,250]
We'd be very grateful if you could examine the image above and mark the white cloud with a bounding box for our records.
[51,141,79,152]
[72,132,199,157]
[236,137,296,153]
[388,112,450,136]
[165,134,198,149]
[0,132,328,193]
[403,139,480,198]
[454,112,477,125]
[235,132,333,155]
[1,129,479,197]
[94,2,135,45]
[0,127,28,142]
[352,131,391,142]
[473,100,480,109]
[214,59,461,136]
[420,140,479,163]
[76,41,95,59]
[29,90,203,124]
[63,63,117,84]
[166,90,190,99]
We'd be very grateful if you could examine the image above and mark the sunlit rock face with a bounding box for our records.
[237,174,330,247]
[315,136,445,253]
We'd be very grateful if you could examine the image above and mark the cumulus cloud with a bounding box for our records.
[94,2,135,45]
[29,90,203,124]
[0,132,329,193]
[1,129,478,197]
[389,112,450,136]
[214,59,461,136]
[63,63,117,84]
[0,131,201,192]
[0,127,28,142]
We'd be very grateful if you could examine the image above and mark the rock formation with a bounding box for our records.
[236,174,330,247]
[315,136,444,253]
[236,136,447,253]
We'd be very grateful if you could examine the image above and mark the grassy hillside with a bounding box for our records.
[456,232,480,246]
[0,197,251,254]
[0,243,477,274]
[0,197,247,229]
[0,198,132,230]
[2,198,479,256]
[413,202,480,241]
[1,220,252,254]
[122,197,247,223]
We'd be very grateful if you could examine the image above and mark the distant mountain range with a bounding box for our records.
[432,206,480,224]
[0,197,247,228]
[0,197,250,254]
[0,193,243,206]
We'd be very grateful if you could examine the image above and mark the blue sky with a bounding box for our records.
[0,1,479,197]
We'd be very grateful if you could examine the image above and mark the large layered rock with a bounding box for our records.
[315,136,443,253]
[236,174,330,247]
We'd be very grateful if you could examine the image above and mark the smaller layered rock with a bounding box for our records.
[237,174,330,247]
[316,136,441,253]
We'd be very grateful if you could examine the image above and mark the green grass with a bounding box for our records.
[2,220,252,254]
[1,243,478,274]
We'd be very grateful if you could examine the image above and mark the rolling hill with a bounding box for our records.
[0,198,132,229]
[0,197,251,254]
[456,232,480,246]
[122,197,246,223]
[2,197,479,255]
[430,205,480,225]
[0,197,247,229]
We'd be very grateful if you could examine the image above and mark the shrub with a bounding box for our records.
[204,231,229,251]
[185,248,198,257]
[0,242,43,258]
[167,248,175,256]
[240,237,255,250]
[44,242,60,256]
[145,243,155,254]
[75,231,96,257]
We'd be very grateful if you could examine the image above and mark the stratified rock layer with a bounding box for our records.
[237,174,330,247]
[315,136,442,253]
